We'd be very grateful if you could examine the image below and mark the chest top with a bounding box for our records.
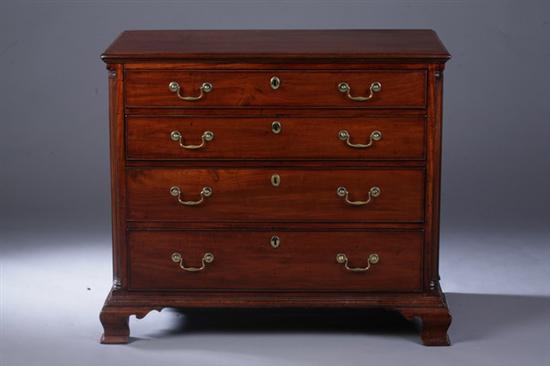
[101,29,450,63]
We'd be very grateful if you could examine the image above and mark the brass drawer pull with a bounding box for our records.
[171,252,214,272]
[338,81,382,102]
[337,186,381,206]
[336,253,379,272]
[170,130,214,150]
[338,129,382,148]
[168,81,213,101]
[170,186,212,206]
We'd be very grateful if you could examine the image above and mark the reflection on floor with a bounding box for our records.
[1,230,549,365]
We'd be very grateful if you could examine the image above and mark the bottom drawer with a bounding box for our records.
[128,230,423,292]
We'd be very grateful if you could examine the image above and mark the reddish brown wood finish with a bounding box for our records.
[125,70,426,108]
[100,30,451,346]
[126,116,426,161]
[102,30,450,63]
[128,230,423,291]
[100,285,451,345]
[126,168,425,222]
[400,306,452,346]
[100,305,161,344]
[123,62,431,71]
[107,64,127,291]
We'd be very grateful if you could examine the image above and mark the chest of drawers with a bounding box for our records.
[99,30,451,346]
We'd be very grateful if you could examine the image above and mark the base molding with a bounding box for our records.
[99,288,451,346]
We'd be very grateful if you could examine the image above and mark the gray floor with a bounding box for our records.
[1,227,549,366]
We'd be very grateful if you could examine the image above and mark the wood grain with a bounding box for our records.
[107,64,127,289]
[100,29,451,346]
[126,168,425,222]
[128,230,423,291]
[102,30,450,63]
[125,70,426,108]
[126,116,426,161]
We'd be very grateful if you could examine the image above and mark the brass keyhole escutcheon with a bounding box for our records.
[270,236,281,248]
[270,76,281,90]
[271,174,281,187]
[272,121,282,134]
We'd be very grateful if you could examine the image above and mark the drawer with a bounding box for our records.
[125,70,426,108]
[128,230,423,291]
[126,168,424,222]
[127,116,425,161]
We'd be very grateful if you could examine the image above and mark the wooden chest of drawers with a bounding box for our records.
[99,30,451,346]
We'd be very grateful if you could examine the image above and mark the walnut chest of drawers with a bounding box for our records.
[99,30,451,346]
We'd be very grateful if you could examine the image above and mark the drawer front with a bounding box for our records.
[126,168,424,222]
[125,70,426,108]
[128,230,423,291]
[127,116,425,161]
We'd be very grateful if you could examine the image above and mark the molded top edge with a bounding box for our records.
[101,29,451,63]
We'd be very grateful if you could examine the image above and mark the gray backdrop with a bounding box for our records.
[1,0,549,234]
[1,1,549,365]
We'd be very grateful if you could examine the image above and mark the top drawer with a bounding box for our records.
[125,70,426,108]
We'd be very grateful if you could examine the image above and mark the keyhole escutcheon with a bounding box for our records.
[271,174,281,187]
